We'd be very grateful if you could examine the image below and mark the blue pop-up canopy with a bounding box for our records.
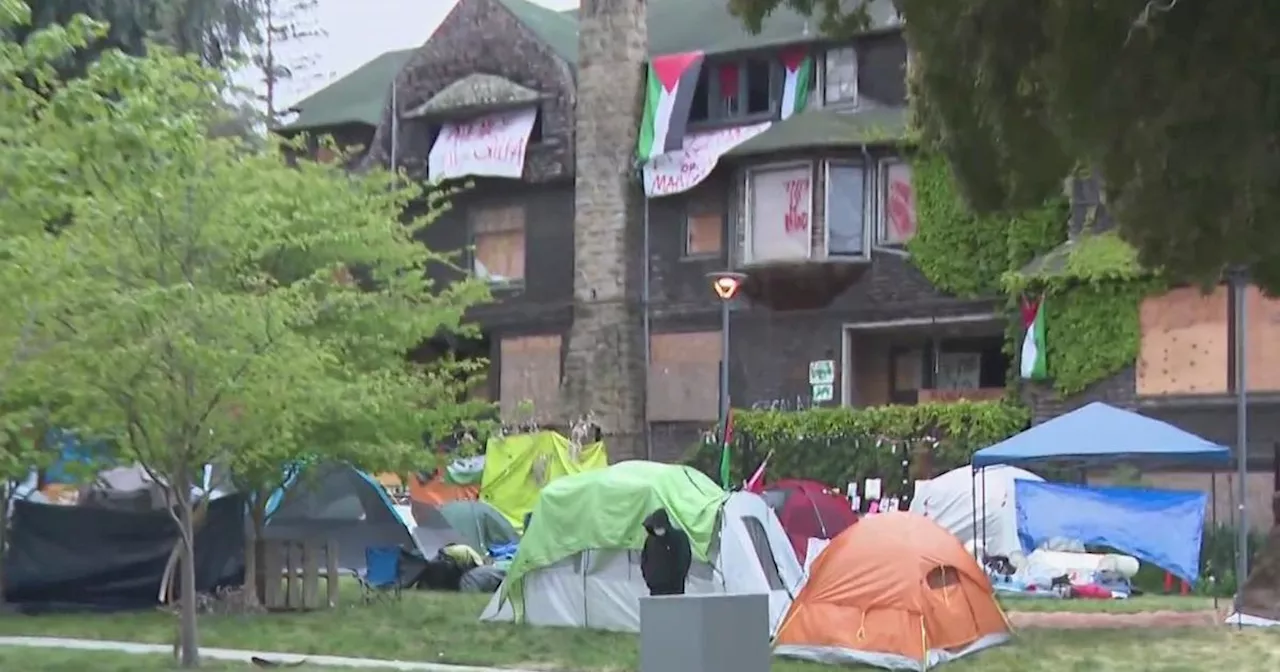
[972,402,1230,468]
[1015,480,1208,583]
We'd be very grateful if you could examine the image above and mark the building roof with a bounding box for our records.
[283,49,415,132]
[497,0,578,63]
[404,73,544,118]
[285,0,903,133]
[723,106,910,158]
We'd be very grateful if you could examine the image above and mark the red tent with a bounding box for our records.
[762,479,859,563]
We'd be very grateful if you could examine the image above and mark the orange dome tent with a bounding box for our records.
[774,511,1010,670]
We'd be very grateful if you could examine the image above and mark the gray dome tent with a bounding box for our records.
[438,500,518,552]
[266,463,416,571]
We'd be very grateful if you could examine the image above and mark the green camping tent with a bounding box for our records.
[439,500,518,551]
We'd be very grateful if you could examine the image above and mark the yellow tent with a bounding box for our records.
[479,431,608,531]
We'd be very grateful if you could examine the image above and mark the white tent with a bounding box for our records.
[480,491,803,633]
[909,464,1043,558]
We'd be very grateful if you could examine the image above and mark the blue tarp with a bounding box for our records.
[43,430,114,484]
[1014,480,1207,583]
[972,402,1230,468]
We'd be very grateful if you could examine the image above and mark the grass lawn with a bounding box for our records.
[0,646,378,672]
[995,593,1218,613]
[0,587,1274,671]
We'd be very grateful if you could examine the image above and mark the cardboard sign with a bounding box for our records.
[428,107,538,181]
[643,121,772,197]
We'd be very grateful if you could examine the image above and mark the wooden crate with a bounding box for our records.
[261,539,340,611]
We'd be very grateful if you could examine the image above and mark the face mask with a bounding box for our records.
[654,527,666,536]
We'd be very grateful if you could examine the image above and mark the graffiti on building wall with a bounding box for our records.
[750,396,815,412]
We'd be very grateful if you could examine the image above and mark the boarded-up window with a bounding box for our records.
[879,160,916,245]
[648,332,720,421]
[685,212,722,256]
[1137,287,1229,395]
[472,205,526,283]
[500,335,560,421]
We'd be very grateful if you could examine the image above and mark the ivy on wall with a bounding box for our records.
[685,401,1030,493]
[1003,231,1164,395]
[907,152,1165,397]
[907,153,1067,298]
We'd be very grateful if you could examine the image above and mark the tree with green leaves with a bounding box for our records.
[16,0,262,71]
[2,10,490,664]
[726,0,1280,291]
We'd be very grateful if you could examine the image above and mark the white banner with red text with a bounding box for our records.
[428,107,538,182]
[642,121,772,198]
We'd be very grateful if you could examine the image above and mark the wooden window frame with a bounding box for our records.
[688,57,782,129]
[683,207,723,258]
[822,46,859,107]
[470,205,527,287]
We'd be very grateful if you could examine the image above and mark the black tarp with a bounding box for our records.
[2,494,246,613]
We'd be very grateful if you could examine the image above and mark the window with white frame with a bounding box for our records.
[824,161,868,257]
[823,46,858,105]
[878,159,917,245]
[745,163,813,264]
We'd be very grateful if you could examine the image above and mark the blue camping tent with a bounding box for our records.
[1014,480,1208,583]
[972,402,1231,468]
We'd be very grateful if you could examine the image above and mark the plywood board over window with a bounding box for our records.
[685,211,723,257]
[472,205,526,284]
[500,335,561,422]
[1245,286,1280,392]
[648,332,720,422]
[1137,287,1229,395]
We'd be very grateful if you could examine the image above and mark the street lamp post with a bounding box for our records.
[707,272,746,437]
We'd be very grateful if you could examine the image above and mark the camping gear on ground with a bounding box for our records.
[460,565,507,593]
[358,546,404,603]
[774,511,1010,670]
[441,543,484,571]
[1014,480,1206,583]
[265,463,423,571]
[481,461,803,633]
[3,495,245,613]
[909,464,1043,560]
[641,508,692,596]
[761,479,858,563]
[438,500,519,553]
[479,430,608,531]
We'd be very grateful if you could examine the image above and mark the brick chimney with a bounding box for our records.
[559,0,649,460]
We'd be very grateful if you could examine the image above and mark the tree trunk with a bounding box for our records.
[243,493,267,605]
[176,470,201,668]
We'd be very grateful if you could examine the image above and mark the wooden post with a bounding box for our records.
[325,540,340,608]
[263,541,283,609]
[302,541,320,610]
[284,541,300,609]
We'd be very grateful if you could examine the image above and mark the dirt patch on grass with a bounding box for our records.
[1009,609,1222,629]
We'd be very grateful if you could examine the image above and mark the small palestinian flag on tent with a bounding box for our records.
[779,47,813,120]
[637,51,705,162]
[1020,295,1048,380]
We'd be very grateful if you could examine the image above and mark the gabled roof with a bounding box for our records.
[405,73,544,118]
[283,49,415,132]
[648,0,900,57]
[496,0,578,63]
[724,106,909,158]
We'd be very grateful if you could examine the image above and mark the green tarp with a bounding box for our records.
[498,461,727,619]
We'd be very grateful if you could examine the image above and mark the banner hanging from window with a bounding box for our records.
[428,107,538,181]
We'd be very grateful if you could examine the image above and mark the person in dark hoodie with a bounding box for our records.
[640,508,692,596]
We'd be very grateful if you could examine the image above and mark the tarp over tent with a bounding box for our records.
[265,463,418,571]
[1014,480,1207,583]
[482,461,803,633]
[910,464,1043,558]
[3,494,245,613]
[972,402,1231,468]
[774,512,1009,670]
[479,431,608,530]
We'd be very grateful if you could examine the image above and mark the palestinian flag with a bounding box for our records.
[1020,295,1048,380]
[637,51,705,162]
[779,48,813,120]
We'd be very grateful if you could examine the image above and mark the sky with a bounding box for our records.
[239,0,578,113]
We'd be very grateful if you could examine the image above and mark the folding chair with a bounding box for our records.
[357,546,403,604]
